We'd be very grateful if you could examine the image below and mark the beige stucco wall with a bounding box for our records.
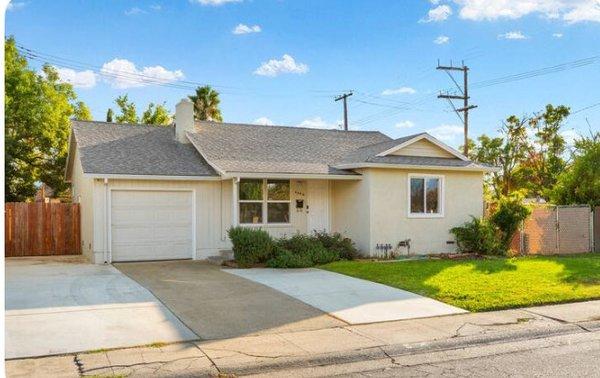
[390,139,454,158]
[70,149,94,260]
[331,170,371,253]
[332,168,483,256]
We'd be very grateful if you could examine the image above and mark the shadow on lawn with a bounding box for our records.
[550,254,600,286]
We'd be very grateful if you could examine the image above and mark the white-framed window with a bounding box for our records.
[408,174,444,218]
[239,179,291,225]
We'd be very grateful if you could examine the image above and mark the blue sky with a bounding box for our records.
[6,0,600,148]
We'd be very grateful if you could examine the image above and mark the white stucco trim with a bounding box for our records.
[333,162,498,172]
[85,173,221,181]
[376,134,469,161]
[407,173,445,219]
[106,187,197,263]
[223,172,363,180]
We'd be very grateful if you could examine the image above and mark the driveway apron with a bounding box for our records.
[226,268,467,324]
[114,261,344,340]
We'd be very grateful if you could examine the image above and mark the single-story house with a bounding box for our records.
[65,99,495,264]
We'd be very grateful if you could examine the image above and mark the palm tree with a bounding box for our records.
[188,85,223,121]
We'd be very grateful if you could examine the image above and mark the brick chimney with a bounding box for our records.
[175,98,194,143]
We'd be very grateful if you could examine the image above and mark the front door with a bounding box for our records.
[307,180,330,233]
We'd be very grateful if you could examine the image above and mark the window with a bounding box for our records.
[408,175,443,217]
[239,179,290,224]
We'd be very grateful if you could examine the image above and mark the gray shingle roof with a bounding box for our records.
[186,121,392,175]
[71,120,217,177]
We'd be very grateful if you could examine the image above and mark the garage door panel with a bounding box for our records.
[111,190,194,262]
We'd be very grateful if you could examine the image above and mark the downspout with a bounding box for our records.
[231,177,240,228]
[104,178,109,264]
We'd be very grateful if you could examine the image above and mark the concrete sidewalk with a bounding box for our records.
[7,300,600,377]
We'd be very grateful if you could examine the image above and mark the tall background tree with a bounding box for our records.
[188,85,223,121]
[5,37,91,201]
[109,96,171,125]
[467,104,571,202]
[550,131,600,207]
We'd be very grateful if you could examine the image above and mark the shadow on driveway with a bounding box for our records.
[114,261,344,340]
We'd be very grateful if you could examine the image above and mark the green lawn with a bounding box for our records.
[321,254,600,311]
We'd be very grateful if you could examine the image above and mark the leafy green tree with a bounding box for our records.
[73,101,92,121]
[188,85,223,121]
[141,102,171,125]
[5,37,88,201]
[522,105,570,198]
[106,108,114,122]
[550,132,600,207]
[114,95,139,124]
[469,115,529,199]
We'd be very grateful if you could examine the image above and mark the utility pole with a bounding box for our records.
[436,60,477,156]
[335,92,353,131]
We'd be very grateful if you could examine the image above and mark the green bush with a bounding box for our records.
[227,226,273,267]
[266,233,341,268]
[451,217,504,255]
[266,246,314,268]
[313,231,359,260]
[489,196,530,249]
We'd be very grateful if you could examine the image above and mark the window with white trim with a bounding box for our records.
[239,179,290,224]
[409,175,443,216]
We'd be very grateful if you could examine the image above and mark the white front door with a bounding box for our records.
[110,190,194,262]
[307,180,330,233]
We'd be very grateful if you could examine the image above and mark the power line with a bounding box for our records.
[437,60,477,156]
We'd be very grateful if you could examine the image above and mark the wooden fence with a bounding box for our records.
[510,205,592,255]
[5,202,81,257]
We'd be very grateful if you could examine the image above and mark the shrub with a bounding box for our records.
[313,231,359,260]
[489,196,530,249]
[451,217,504,255]
[266,233,341,268]
[227,227,273,267]
[266,246,314,268]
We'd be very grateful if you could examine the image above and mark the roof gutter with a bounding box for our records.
[222,172,363,180]
[332,163,500,173]
[83,173,222,181]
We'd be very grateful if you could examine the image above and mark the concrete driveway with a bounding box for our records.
[115,261,344,339]
[226,268,467,324]
[5,257,196,359]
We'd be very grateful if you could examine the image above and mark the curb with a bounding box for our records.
[214,323,588,375]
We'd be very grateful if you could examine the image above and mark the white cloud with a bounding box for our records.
[7,1,27,11]
[191,0,242,6]
[253,117,274,126]
[299,117,339,129]
[453,0,600,24]
[150,4,162,11]
[381,87,416,96]
[563,0,600,23]
[434,35,450,44]
[420,4,453,22]
[427,124,463,143]
[552,32,564,38]
[498,31,528,40]
[233,23,261,35]
[53,67,97,89]
[100,58,184,89]
[253,54,309,77]
[125,7,145,15]
[395,120,415,129]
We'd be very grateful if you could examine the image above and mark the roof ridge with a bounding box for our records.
[195,120,386,134]
[72,119,175,128]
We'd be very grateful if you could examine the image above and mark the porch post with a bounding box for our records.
[231,177,239,227]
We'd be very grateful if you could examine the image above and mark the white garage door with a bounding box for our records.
[110,190,194,262]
